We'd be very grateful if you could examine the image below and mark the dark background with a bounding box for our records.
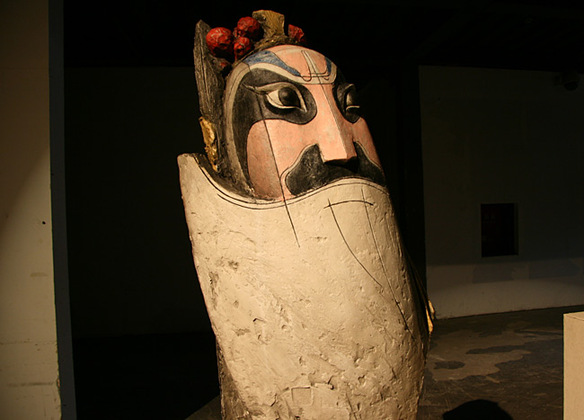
[62,1,584,418]
[65,1,584,74]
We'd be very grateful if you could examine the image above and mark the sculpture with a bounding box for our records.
[179,10,433,419]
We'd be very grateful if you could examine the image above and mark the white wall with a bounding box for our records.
[420,65,584,318]
[0,0,61,417]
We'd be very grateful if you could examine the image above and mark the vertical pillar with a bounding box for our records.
[0,0,65,417]
[50,0,77,417]
[565,311,584,420]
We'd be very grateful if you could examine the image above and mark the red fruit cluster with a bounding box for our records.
[205,16,263,61]
[205,15,306,63]
[233,16,262,40]
[288,24,306,44]
[233,37,253,60]
[232,16,261,59]
[205,27,233,59]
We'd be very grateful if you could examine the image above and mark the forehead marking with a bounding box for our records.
[301,50,333,82]
[243,51,301,77]
[242,48,336,85]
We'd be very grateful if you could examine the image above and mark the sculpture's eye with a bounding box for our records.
[250,82,307,112]
[344,86,359,113]
[274,86,301,108]
[336,83,360,123]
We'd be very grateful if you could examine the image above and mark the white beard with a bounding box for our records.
[179,153,428,420]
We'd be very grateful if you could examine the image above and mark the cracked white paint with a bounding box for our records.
[179,154,428,419]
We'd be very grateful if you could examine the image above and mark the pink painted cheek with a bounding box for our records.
[246,120,313,199]
[353,118,384,171]
[246,122,282,199]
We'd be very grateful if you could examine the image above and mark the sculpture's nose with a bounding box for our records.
[315,95,357,164]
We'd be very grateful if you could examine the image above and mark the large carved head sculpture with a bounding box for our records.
[194,10,385,200]
[180,10,432,420]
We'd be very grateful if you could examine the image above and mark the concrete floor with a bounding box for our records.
[188,305,584,420]
[418,305,582,419]
[73,305,583,419]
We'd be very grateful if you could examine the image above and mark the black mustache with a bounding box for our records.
[285,142,385,196]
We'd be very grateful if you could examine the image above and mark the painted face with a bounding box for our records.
[223,45,385,200]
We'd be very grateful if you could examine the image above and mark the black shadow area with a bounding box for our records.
[73,332,219,419]
[443,399,513,420]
